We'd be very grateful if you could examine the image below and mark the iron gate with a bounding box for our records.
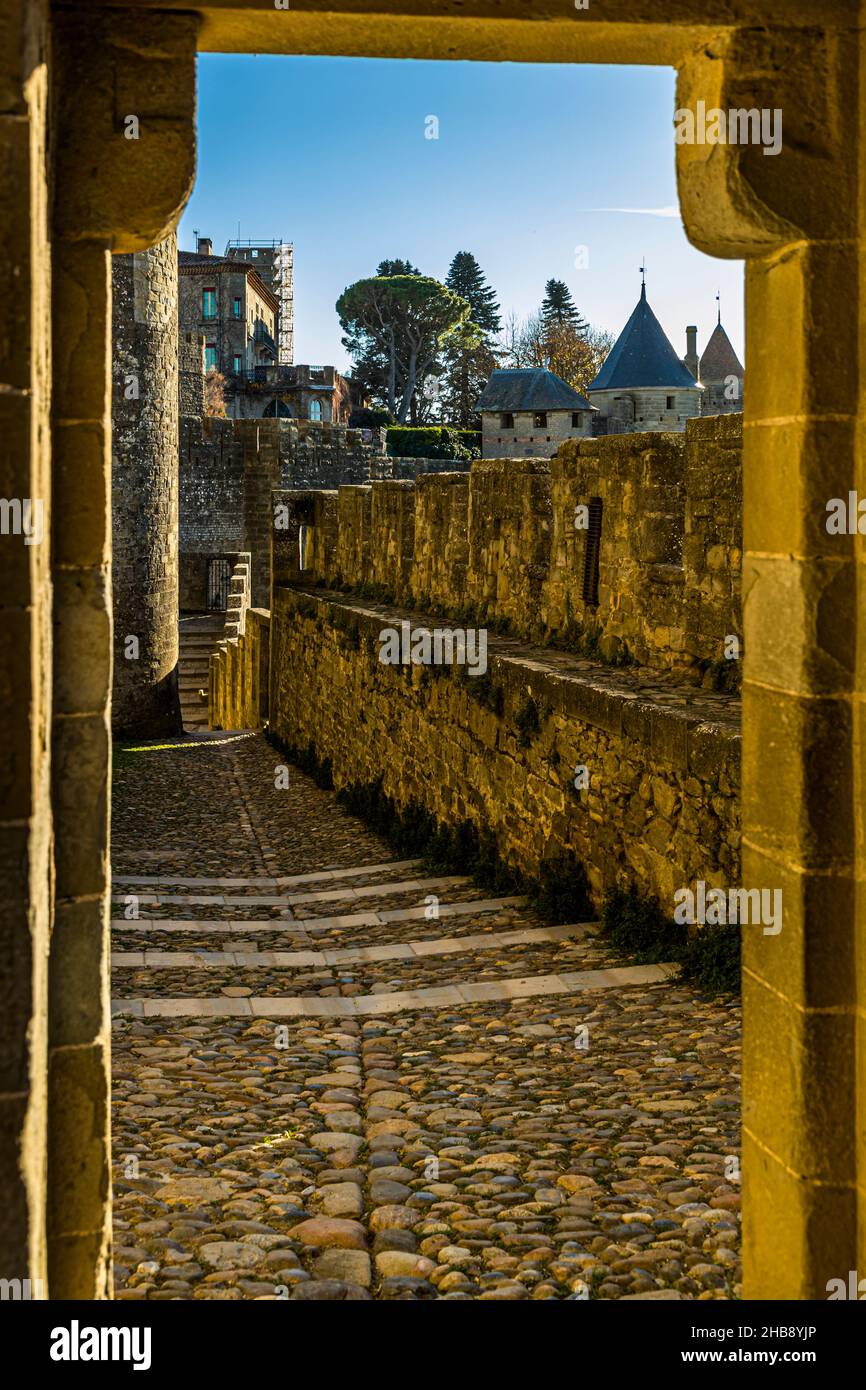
[207,557,231,611]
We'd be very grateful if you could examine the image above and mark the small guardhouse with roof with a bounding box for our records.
[475,367,597,459]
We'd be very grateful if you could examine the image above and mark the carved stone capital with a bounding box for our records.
[52,8,198,250]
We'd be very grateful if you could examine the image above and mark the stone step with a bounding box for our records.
[112,859,422,889]
[111,962,676,1019]
[110,874,474,911]
[111,922,595,970]
[108,921,617,1005]
[110,895,531,939]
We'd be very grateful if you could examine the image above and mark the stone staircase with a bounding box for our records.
[108,859,645,1020]
[178,614,224,730]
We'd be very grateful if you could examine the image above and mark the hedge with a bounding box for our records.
[386,426,481,460]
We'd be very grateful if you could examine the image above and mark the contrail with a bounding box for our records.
[583,205,681,218]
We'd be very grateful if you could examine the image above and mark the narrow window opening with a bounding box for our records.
[581,497,603,607]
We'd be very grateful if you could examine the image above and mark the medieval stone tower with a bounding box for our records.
[111,233,183,737]
[588,280,704,433]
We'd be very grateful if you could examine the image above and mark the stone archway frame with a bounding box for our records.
[15,0,861,1300]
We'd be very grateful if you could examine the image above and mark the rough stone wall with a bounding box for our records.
[369,480,416,597]
[682,415,743,663]
[547,417,742,672]
[111,233,182,737]
[260,590,740,909]
[179,414,246,578]
[465,458,552,629]
[410,472,470,612]
[179,416,470,609]
[545,432,689,666]
[179,330,205,415]
[334,486,372,587]
[272,418,742,680]
[1,0,53,1301]
[701,382,744,416]
[209,608,270,732]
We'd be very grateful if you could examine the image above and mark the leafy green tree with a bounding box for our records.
[347,262,423,409]
[337,275,470,424]
[541,278,588,332]
[440,319,498,428]
[446,252,502,336]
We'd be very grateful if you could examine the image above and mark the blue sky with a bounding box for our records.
[180,55,744,372]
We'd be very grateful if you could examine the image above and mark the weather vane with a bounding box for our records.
[640,259,647,287]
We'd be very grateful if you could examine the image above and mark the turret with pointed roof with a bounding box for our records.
[699,320,744,386]
[590,282,699,393]
[691,301,745,415]
[588,276,703,435]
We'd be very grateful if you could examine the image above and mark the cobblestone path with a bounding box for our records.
[111,731,742,1301]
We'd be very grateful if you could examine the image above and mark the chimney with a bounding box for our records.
[684,324,699,380]
[197,236,213,257]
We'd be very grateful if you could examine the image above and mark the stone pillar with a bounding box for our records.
[48,5,197,1298]
[677,21,864,1299]
[0,0,52,1301]
[111,234,183,739]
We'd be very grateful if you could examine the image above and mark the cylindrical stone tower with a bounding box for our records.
[111,232,183,737]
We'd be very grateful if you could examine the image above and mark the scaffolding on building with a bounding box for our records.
[224,238,294,366]
[274,242,294,366]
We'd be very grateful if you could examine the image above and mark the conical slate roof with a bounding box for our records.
[475,368,594,413]
[589,285,698,392]
[699,321,744,384]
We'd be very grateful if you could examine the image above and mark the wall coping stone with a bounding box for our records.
[280,585,741,772]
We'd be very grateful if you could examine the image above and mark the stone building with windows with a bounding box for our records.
[223,238,294,364]
[475,367,596,458]
[178,236,279,378]
[178,236,349,422]
[231,362,352,423]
